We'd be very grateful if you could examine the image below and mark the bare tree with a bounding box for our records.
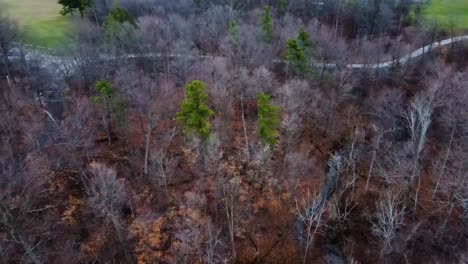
[216,176,242,259]
[371,192,406,262]
[203,221,223,264]
[432,125,456,198]
[434,146,468,230]
[404,93,434,211]
[344,126,364,197]
[327,189,356,240]
[86,162,127,236]
[294,190,326,264]
[365,124,382,192]
[205,133,223,177]
[0,11,18,83]
[149,127,177,195]
[0,153,48,264]
[278,80,309,170]
[247,144,272,184]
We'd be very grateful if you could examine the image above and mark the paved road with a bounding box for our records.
[312,35,468,69]
[12,35,468,75]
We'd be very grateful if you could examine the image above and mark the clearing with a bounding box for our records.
[424,0,468,31]
[1,0,69,48]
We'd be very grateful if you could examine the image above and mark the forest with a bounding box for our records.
[0,0,467,263]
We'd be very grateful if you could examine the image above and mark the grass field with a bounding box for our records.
[424,0,468,31]
[1,0,69,48]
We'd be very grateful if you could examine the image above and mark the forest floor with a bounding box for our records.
[424,0,468,31]
[1,0,68,48]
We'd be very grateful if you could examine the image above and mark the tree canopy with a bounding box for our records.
[58,0,92,17]
[176,80,215,141]
[257,93,281,147]
[260,5,274,43]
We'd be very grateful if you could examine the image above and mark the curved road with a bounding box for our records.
[312,35,468,69]
[15,35,468,74]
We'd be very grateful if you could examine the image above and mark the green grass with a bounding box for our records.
[424,0,468,31]
[1,0,69,49]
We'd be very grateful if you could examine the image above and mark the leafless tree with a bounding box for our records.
[281,152,312,204]
[247,144,272,184]
[0,154,48,264]
[0,11,18,83]
[327,189,356,239]
[56,98,97,168]
[209,61,235,143]
[149,127,177,195]
[279,79,311,114]
[433,146,468,230]
[344,126,364,197]
[86,162,127,236]
[371,192,406,262]
[216,176,242,259]
[365,127,380,193]
[294,190,326,264]
[66,19,104,85]
[404,93,434,211]
[281,113,301,165]
[115,67,157,174]
[203,221,223,264]
[205,133,223,177]
[432,125,456,199]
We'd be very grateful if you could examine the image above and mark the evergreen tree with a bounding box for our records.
[257,93,281,147]
[176,80,215,141]
[193,0,202,16]
[91,80,125,143]
[229,19,239,47]
[297,28,313,52]
[297,27,314,66]
[103,3,137,33]
[260,5,274,43]
[58,0,92,17]
[279,0,288,14]
[284,38,308,76]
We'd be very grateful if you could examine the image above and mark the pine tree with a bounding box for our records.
[92,80,125,143]
[297,27,313,52]
[92,80,125,117]
[284,38,308,76]
[103,3,137,34]
[257,93,281,147]
[260,5,274,43]
[279,0,288,14]
[229,19,239,47]
[176,80,215,141]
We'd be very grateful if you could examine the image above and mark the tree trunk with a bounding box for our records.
[432,126,455,199]
[240,94,250,161]
[144,121,152,175]
[366,135,380,192]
